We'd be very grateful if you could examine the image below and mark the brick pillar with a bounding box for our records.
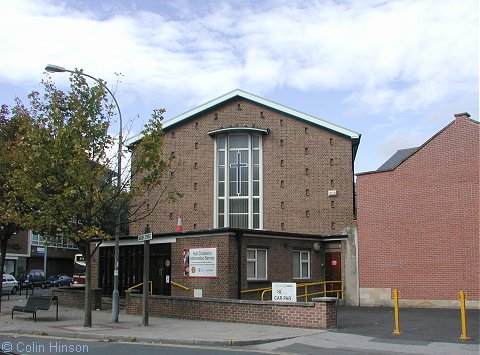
[313,297,338,329]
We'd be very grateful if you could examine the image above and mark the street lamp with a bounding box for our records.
[45,64,123,323]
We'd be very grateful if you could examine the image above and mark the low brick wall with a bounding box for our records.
[126,292,337,329]
[52,288,102,310]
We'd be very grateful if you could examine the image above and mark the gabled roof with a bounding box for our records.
[357,112,478,176]
[127,89,361,145]
[165,89,360,138]
[376,147,418,172]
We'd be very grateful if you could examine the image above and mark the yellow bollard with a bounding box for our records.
[392,288,401,335]
[459,291,470,340]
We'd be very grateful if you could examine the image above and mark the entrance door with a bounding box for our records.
[324,252,341,297]
[150,256,171,296]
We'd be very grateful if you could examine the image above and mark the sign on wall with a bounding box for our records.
[272,282,297,302]
[182,247,217,278]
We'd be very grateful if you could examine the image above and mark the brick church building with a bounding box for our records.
[93,89,361,304]
[356,113,479,308]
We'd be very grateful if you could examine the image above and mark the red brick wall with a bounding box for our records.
[130,98,355,236]
[241,235,325,296]
[170,232,326,300]
[52,288,102,310]
[126,292,337,329]
[356,116,479,301]
[171,234,237,298]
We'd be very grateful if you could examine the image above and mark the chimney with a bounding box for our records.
[454,112,470,120]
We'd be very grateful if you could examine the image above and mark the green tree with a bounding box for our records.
[0,103,34,315]
[4,72,179,326]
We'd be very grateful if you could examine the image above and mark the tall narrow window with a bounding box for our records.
[247,248,267,280]
[215,133,262,229]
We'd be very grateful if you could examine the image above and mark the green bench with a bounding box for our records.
[12,295,59,322]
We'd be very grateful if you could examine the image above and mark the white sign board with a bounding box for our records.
[138,232,152,242]
[183,247,217,277]
[272,282,297,302]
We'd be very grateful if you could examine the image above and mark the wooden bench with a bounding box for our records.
[12,295,59,322]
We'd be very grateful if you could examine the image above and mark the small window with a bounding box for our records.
[247,248,267,280]
[195,142,198,149]
[293,251,310,279]
[305,168,309,176]
[171,131,175,139]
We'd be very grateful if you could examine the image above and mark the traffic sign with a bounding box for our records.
[138,232,153,242]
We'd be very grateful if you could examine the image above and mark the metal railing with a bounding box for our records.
[126,281,153,295]
[170,281,190,291]
[241,281,343,301]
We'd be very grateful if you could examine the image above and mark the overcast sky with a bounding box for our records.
[0,0,478,173]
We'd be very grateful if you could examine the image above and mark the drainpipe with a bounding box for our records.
[236,231,242,299]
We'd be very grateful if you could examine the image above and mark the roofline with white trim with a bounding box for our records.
[126,89,361,146]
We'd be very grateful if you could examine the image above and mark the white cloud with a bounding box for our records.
[0,0,477,119]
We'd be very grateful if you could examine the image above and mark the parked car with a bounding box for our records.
[2,274,19,294]
[49,275,72,287]
[17,269,47,289]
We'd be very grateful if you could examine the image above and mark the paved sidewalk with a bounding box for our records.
[0,296,318,346]
[0,295,478,354]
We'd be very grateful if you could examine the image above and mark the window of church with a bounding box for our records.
[215,133,262,229]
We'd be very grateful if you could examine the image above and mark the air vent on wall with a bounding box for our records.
[328,190,337,197]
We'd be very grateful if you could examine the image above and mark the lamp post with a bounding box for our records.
[45,64,123,323]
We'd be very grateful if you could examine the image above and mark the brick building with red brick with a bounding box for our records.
[93,89,361,305]
[356,113,479,308]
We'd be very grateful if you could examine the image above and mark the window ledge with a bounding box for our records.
[247,279,270,283]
